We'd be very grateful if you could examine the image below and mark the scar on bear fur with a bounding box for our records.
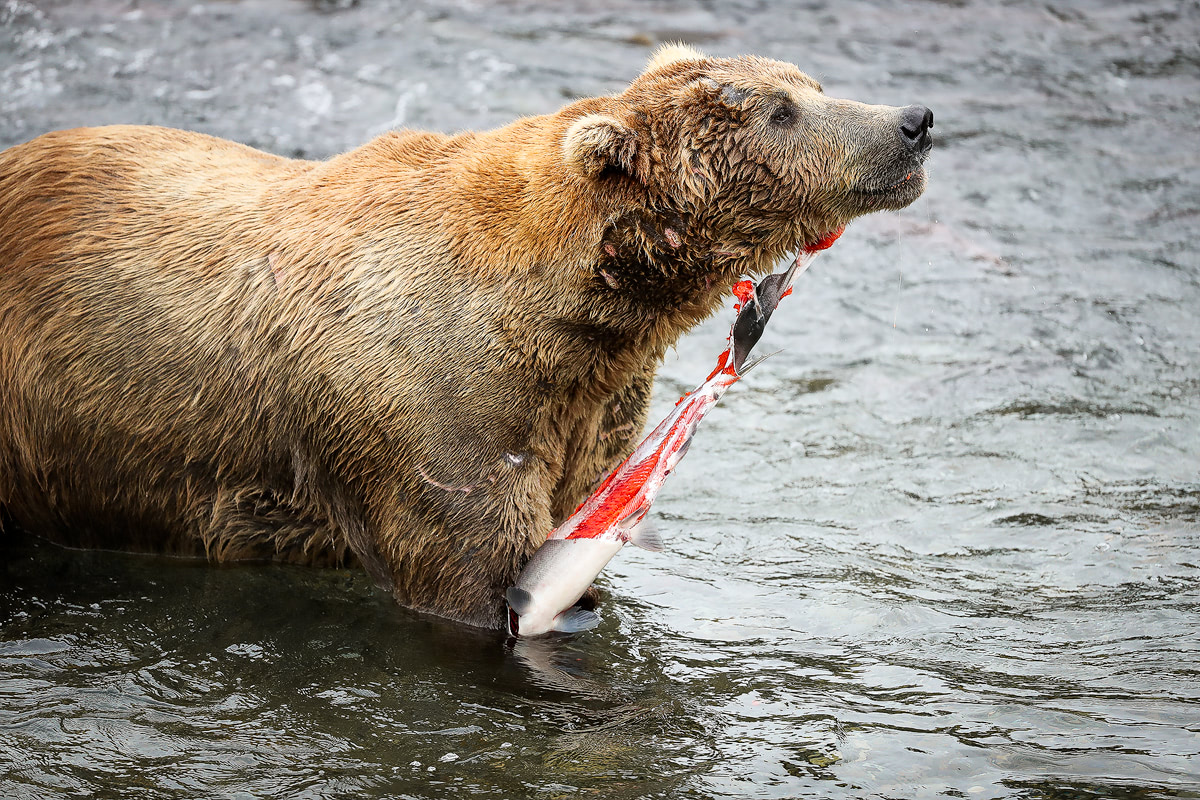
[0,44,932,628]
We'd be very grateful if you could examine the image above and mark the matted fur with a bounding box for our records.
[0,49,928,628]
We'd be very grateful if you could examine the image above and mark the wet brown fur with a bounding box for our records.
[0,45,927,627]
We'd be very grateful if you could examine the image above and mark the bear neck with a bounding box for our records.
[310,124,763,402]
[419,122,746,380]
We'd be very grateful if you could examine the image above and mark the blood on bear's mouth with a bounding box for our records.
[852,165,926,197]
[849,162,928,208]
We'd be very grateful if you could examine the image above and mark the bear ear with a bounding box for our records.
[562,114,644,182]
[645,42,707,73]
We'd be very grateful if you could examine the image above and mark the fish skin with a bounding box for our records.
[506,365,737,637]
[506,230,844,637]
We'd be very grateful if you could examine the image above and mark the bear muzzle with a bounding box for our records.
[847,104,934,209]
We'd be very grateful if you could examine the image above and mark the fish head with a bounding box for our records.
[729,226,842,373]
[731,269,796,372]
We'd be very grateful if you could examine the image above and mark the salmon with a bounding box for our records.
[505,229,844,636]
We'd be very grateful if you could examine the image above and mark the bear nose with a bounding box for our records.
[899,105,934,152]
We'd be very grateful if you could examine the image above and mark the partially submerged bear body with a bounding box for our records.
[0,46,931,627]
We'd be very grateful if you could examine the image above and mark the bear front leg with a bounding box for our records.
[367,448,557,629]
[550,355,658,524]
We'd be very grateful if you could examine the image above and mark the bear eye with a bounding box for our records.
[770,105,796,126]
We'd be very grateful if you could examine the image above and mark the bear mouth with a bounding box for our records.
[851,162,927,209]
[852,164,925,197]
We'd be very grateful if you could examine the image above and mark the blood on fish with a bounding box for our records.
[806,226,845,251]
[506,231,845,635]
[582,229,851,522]
[565,436,670,540]
[732,279,755,305]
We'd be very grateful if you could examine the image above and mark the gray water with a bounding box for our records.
[2,1,1198,797]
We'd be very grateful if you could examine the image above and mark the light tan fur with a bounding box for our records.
[645,42,706,72]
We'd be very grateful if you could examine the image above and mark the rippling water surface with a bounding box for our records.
[2,1,1198,797]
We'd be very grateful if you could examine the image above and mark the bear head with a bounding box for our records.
[561,44,932,321]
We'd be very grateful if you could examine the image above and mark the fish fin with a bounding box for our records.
[553,607,601,634]
[737,348,781,376]
[629,523,665,552]
[664,436,692,470]
[506,586,534,616]
[617,509,645,531]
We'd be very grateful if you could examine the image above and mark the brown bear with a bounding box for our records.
[0,44,932,628]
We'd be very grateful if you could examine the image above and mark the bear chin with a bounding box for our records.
[850,165,928,210]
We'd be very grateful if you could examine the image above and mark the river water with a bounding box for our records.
[2,1,1198,797]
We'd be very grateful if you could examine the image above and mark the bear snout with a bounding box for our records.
[899,105,934,155]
